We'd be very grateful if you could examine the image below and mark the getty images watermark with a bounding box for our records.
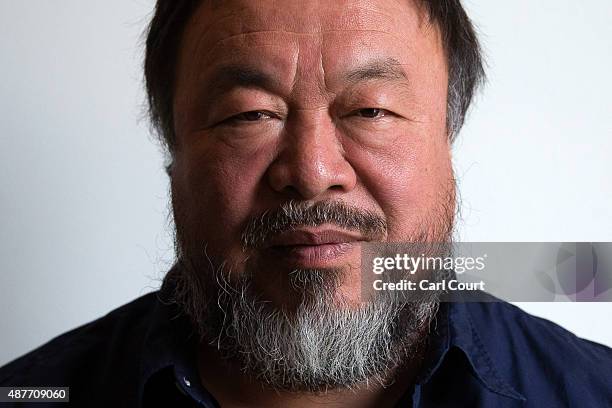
[371,252,487,292]
[360,243,612,302]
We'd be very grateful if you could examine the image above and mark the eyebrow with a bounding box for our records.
[344,58,408,83]
[203,65,280,100]
[200,57,408,103]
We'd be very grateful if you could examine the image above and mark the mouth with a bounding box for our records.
[265,228,365,268]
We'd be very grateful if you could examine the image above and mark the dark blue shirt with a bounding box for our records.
[1,276,611,407]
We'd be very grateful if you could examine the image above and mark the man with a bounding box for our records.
[1,0,610,407]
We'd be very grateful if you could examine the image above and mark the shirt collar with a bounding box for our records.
[138,268,217,407]
[419,299,526,401]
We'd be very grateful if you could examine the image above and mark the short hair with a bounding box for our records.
[144,0,485,154]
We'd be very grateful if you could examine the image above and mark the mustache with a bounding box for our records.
[241,200,387,250]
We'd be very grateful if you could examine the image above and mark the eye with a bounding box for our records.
[354,108,388,118]
[231,110,273,122]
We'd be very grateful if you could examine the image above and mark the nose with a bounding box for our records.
[266,111,356,200]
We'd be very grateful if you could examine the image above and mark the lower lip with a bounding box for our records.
[268,242,357,268]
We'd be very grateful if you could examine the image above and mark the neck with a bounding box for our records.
[196,342,426,408]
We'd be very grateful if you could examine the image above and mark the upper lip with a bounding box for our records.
[266,228,365,248]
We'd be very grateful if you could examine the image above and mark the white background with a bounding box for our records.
[1,0,611,366]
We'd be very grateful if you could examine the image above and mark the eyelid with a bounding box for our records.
[347,107,394,118]
[236,110,273,119]
[220,109,281,126]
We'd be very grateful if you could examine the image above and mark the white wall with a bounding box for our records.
[1,0,611,366]
[0,0,172,366]
[456,0,612,347]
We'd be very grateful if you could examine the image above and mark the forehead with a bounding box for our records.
[189,0,428,39]
[177,0,444,83]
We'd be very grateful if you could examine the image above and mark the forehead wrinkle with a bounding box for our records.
[180,5,244,68]
[318,37,330,100]
[189,31,296,74]
[186,5,411,59]
[202,29,411,96]
[181,0,435,68]
[206,29,407,51]
[287,32,331,109]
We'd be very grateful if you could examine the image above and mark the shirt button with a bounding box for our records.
[183,377,191,387]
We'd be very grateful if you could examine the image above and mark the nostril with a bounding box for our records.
[278,185,305,200]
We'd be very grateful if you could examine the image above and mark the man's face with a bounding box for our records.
[171,0,454,308]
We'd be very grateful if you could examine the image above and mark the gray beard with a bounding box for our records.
[165,256,445,392]
[167,192,456,392]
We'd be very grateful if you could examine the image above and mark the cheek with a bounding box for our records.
[171,142,272,255]
[347,134,453,240]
